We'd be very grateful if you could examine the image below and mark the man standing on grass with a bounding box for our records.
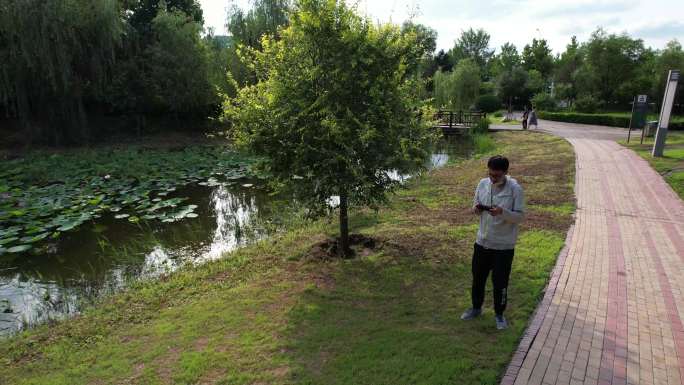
[461,155,525,330]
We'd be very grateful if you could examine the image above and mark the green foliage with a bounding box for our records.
[496,66,528,109]
[652,40,684,109]
[475,94,501,113]
[522,38,554,79]
[449,28,494,78]
[531,93,557,111]
[539,111,684,130]
[490,42,521,77]
[227,0,291,49]
[226,0,435,227]
[573,95,602,113]
[433,59,481,110]
[472,118,491,136]
[142,9,217,115]
[581,28,652,105]
[0,0,122,144]
[537,111,630,127]
[525,69,545,94]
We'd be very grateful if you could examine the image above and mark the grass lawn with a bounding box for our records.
[621,131,684,200]
[490,114,522,126]
[0,132,576,385]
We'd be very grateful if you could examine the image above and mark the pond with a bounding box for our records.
[0,138,472,336]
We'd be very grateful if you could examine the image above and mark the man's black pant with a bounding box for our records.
[471,243,514,315]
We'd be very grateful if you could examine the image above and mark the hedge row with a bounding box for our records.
[538,111,684,130]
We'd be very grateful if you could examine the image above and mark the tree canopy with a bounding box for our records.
[450,28,494,74]
[225,0,434,255]
[0,0,122,144]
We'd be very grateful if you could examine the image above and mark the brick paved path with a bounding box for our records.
[502,121,684,385]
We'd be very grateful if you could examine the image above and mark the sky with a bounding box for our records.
[199,0,684,54]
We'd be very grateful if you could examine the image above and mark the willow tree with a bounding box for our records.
[433,58,481,110]
[226,0,434,256]
[0,0,121,145]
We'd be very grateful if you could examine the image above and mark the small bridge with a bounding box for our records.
[433,110,487,135]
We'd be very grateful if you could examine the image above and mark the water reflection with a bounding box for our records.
[0,183,269,336]
[203,185,261,262]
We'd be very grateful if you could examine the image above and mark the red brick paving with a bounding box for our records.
[501,124,684,385]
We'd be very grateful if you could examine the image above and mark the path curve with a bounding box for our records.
[501,120,684,385]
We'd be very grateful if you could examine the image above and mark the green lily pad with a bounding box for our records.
[20,233,49,243]
[7,244,32,253]
[0,236,18,245]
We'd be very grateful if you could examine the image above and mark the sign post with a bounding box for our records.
[653,70,680,157]
[627,95,647,143]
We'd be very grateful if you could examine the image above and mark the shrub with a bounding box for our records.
[472,117,490,134]
[475,94,501,113]
[531,93,557,111]
[472,133,495,154]
[537,111,684,130]
[537,112,629,127]
[573,95,602,113]
[493,111,503,118]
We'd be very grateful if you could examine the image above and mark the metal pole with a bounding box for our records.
[653,70,680,157]
[627,96,635,143]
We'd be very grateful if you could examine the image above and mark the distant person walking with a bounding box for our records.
[461,155,525,330]
[521,107,529,130]
[527,106,538,130]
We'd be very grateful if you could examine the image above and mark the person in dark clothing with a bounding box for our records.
[461,155,525,329]
[521,107,529,130]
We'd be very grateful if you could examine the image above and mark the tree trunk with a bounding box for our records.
[339,191,351,258]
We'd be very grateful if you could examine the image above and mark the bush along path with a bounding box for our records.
[0,132,576,385]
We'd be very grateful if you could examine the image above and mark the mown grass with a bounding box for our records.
[0,131,576,385]
[490,115,522,126]
[621,131,684,199]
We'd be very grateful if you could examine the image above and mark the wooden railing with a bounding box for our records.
[434,110,487,129]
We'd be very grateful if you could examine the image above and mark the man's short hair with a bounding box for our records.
[487,155,509,172]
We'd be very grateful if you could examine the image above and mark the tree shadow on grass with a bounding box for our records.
[282,235,535,385]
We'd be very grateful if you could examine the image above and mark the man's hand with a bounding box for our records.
[472,205,482,214]
[489,206,503,216]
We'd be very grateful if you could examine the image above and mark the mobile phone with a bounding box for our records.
[476,204,492,211]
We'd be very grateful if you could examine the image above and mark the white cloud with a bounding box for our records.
[199,0,683,53]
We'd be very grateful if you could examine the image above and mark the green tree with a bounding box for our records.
[142,8,217,116]
[496,66,528,111]
[526,69,545,94]
[226,0,292,87]
[652,39,684,111]
[522,38,554,80]
[582,28,650,106]
[554,36,582,103]
[0,0,122,144]
[499,43,522,70]
[450,28,493,75]
[225,0,434,256]
[204,30,238,97]
[125,0,204,37]
[227,0,291,49]
[433,59,481,110]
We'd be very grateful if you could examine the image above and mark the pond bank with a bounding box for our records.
[0,131,576,385]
